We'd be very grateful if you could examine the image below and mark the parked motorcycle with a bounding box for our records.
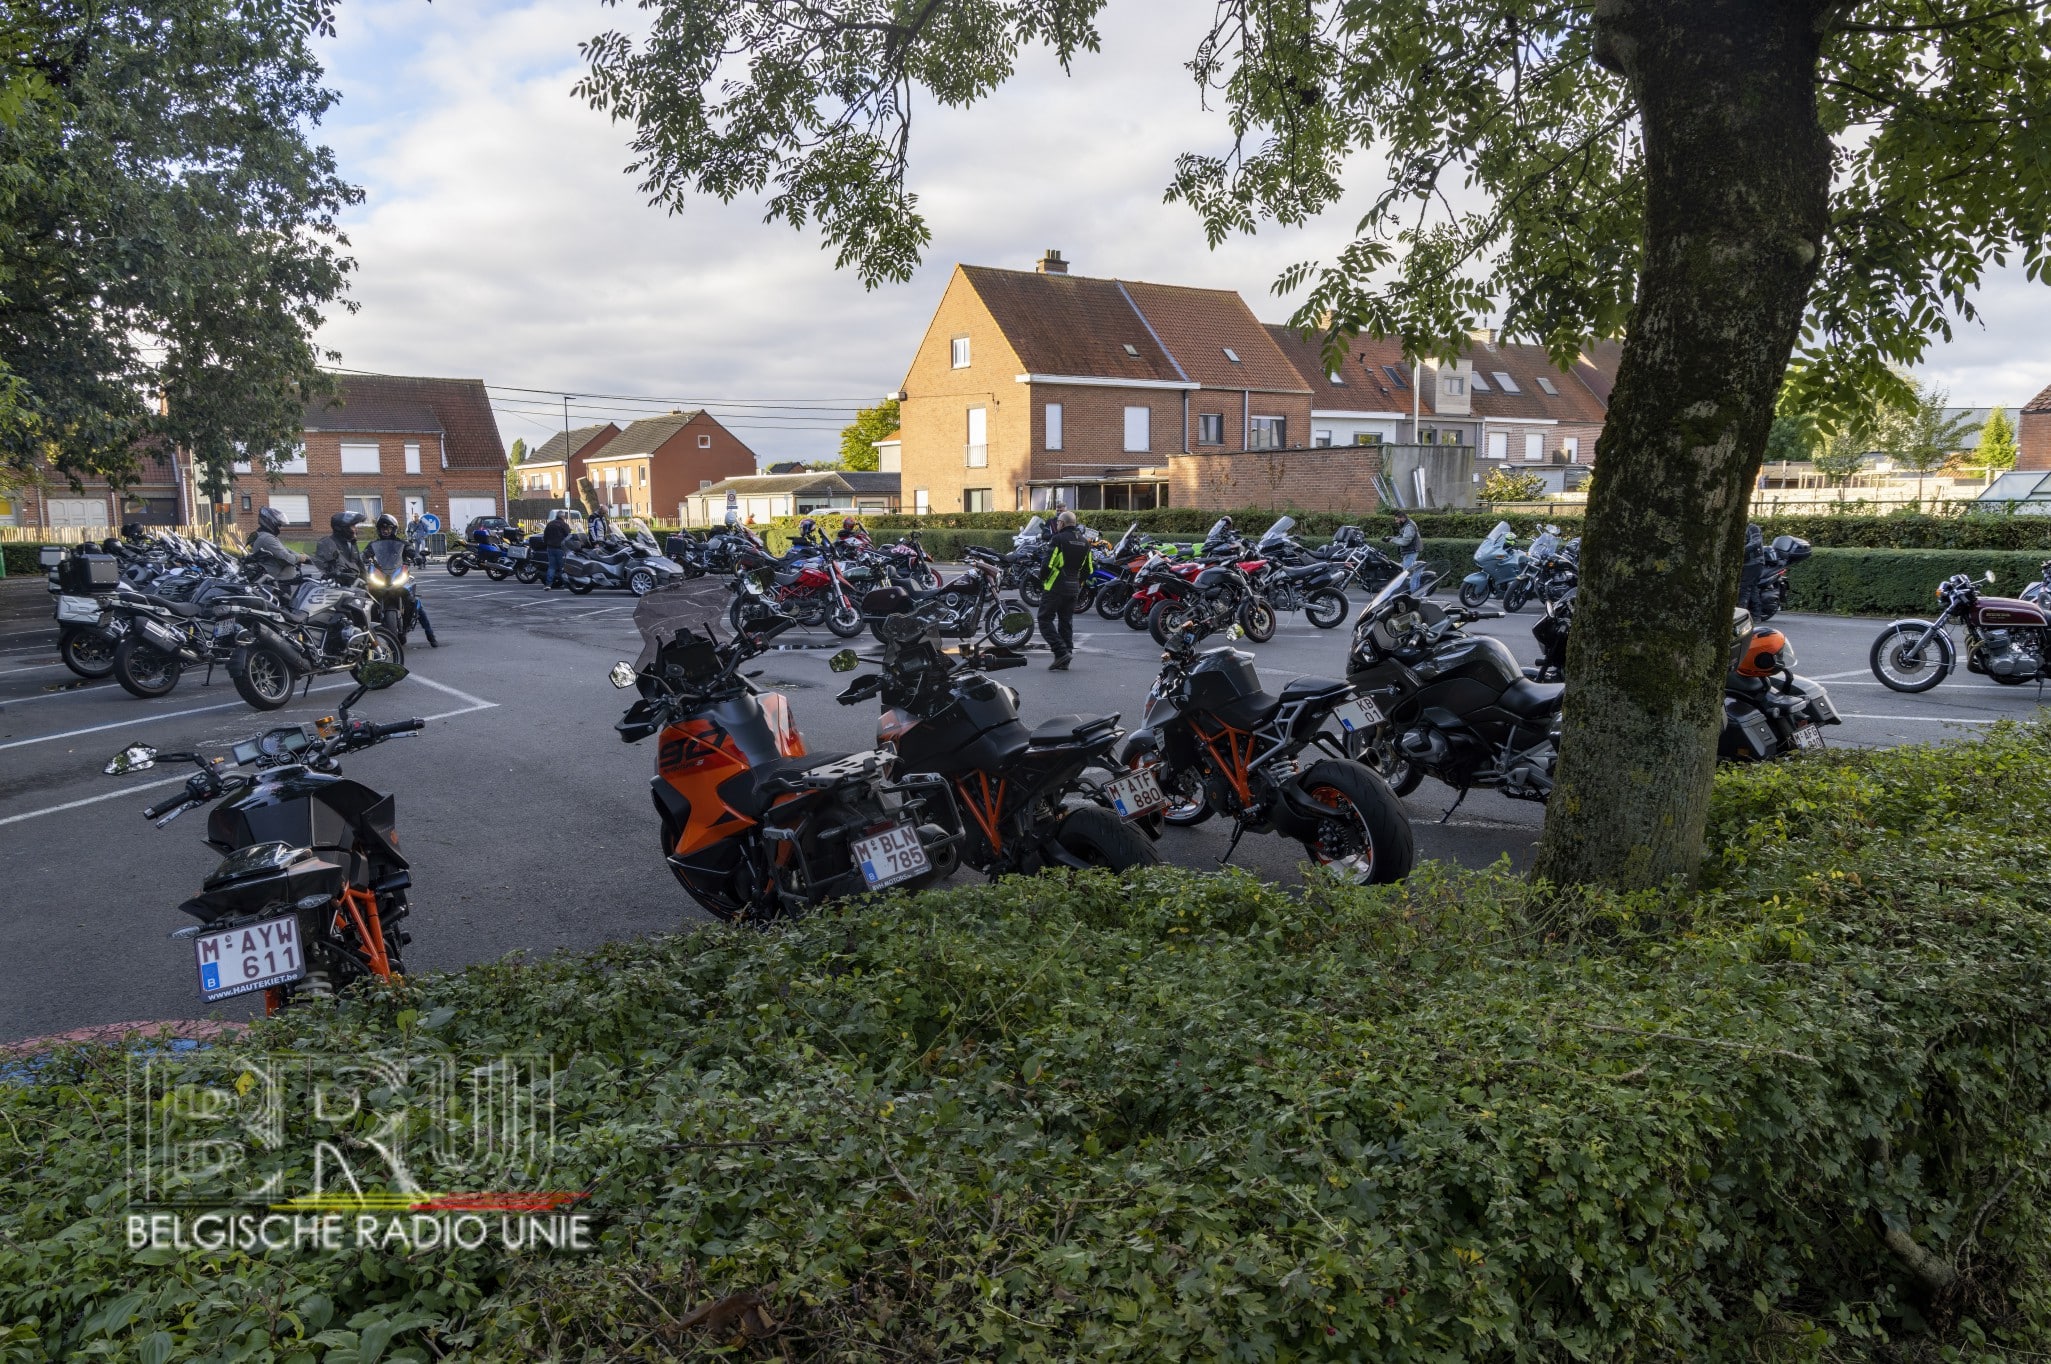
[829,605,1159,875]
[730,543,866,636]
[106,573,252,699]
[221,576,403,711]
[1246,517,1351,628]
[611,588,958,922]
[1089,523,1158,620]
[563,527,688,597]
[1752,534,1811,620]
[102,660,424,1014]
[1146,558,1277,646]
[1501,526,1577,613]
[43,544,127,678]
[1457,521,1528,609]
[1870,569,2051,692]
[445,529,525,580]
[1122,552,1206,632]
[1113,616,1413,882]
[858,547,1036,648]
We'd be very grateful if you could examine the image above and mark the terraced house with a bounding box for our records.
[578,410,757,522]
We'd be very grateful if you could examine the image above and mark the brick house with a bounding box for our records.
[517,422,620,502]
[198,374,508,537]
[0,440,190,531]
[2019,381,2051,470]
[579,410,757,522]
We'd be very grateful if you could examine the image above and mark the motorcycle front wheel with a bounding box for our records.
[1298,759,1414,884]
[985,601,1034,649]
[1304,588,1348,629]
[1019,579,1045,609]
[1148,599,1192,646]
[1236,598,1278,644]
[628,567,658,597]
[1053,805,1160,870]
[729,597,777,635]
[565,576,596,595]
[59,627,118,679]
[1457,579,1490,609]
[1502,582,1530,613]
[826,596,865,638]
[1123,597,1152,631]
[1095,583,1132,620]
[1869,622,1954,693]
[483,564,510,581]
[112,637,182,699]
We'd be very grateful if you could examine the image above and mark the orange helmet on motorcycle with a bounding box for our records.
[1738,626,1794,677]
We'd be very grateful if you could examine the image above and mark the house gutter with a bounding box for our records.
[1013,374,1198,390]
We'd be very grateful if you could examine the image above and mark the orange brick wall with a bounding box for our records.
[2020,410,2051,471]
[210,431,503,533]
[1169,446,1383,513]
[897,269,1033,514]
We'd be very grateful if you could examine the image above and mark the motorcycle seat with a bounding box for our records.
[1279,676,1352,704]
[1499,678,1565,719]
[718,752,862,818]
[1278,563,1329,580]
[145,596,203,617]
[1027,713,1120,746]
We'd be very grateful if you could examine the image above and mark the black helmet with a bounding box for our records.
[121,522,148,541]
[257,506,286,534]
[375,513,399,538]
[330,510,364,539]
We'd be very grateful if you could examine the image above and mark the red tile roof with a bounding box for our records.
[1119,281,1307,392]
[1264,325,1431,413]
[1467,343,1610,423]
[960,266,1185,382]
[2025,381,2051,415]
[306,374,506,469]
[526,422,620,466]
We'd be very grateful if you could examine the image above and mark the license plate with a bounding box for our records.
[852,823,929,890]
[505,545,527,561]
[1792,723,1825,750]
[1330,696,1386,732]
[56,595,101,623]
[1104,767,1166,818]
[193,913,306,1001]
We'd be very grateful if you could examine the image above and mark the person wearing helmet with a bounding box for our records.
[370,514,437,646]
[121,522,150,543]
[314,510,366,581]
[248,505,309,582]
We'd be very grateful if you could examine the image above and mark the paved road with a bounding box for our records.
[0,570,2032,1044]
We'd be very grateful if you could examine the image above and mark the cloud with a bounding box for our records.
[312,0,2050,467]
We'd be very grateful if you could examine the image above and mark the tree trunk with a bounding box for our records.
[1533,0,1833,889]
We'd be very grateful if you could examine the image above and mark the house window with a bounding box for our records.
[240,493,252,512]
[1123,406,1151,453]
[965,488,992,513]
[1384,365,1409,389]
[268,494,310,524]
[1562,436,1580,462]
[1352,433,1383,447]
[278,444,308,475]
[1328,369,1345,385]
[1122,343,1140,357]
[1488,431,1509,460]
[1418,426,1437,445]
[697,434,711,448]
[1440,429,1465,445]
[1197,413,1225,445]
[1470,372,1490,393]
[1441,375,1465,396]
[1536,376,1559,396]
[966,406,988,467]
[404,442,421,474]
[914,488,929,514]
[1045,403,1063,451]
[1249,416,1287,451]
[339,442,380,473]
[950,336,971,368]
[638,466,647,486]
[1223,347,1241,363]
[1314,430,1333,448]
[1524,433,1545,461]
[344,493,384,521]
[1493,372,1521,394]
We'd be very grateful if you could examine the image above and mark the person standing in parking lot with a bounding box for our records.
[542,509,573,589]
[1037,510,1090,671]
[1386,510,1421,592]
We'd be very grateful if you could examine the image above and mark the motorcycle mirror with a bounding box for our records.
[106,744,157,775]
[1985,570,1998,584]
[608,661,638,689]
[351,659,409,691]
[997,610,1032,636]
[827,649,861,672]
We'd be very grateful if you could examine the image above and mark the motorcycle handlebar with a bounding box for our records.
[142,796,187,820]
[372,718,427,739]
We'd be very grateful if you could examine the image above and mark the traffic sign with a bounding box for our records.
[418,512,442,533]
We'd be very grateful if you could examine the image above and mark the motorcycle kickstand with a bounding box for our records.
[1439,787,1470,824]
[1218,818,1248,866]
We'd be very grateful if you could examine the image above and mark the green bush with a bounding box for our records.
[1786,547,2051,615]
[1,543,50,576]
[5,726,2050,1360]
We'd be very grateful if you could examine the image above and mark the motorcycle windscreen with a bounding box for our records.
[1205,518,1231,543]
[631,576,735,671]
[366,539,406,574]
[1017,515,1045,541]
[1474,521,1513,565]
[1109,522,1141,557]
[1527,530,1559,559]
[1257,516,1295,548]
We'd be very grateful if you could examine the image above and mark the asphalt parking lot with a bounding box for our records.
[1,567,2040,1045]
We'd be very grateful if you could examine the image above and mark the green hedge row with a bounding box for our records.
[1785,548,2050,616]
[1,543,48,576]
[5,725,2049,1359]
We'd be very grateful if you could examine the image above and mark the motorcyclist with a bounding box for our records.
[313,510,366,581]
[1037,510,1091,671]
[836,515,871,551]
[1386,510,1422,591]
[370,514,437,647]
[589,508,612,544]
[247,505,308,583]
[541,509,573,589]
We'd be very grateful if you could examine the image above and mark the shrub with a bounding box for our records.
[5,726,2050,1360]
[0,544,47,576]
[1786,547,2050,615]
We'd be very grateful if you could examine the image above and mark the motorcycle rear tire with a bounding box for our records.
[1503,583,1530,613]
[59,628,118,679]
[112,637,182,699]
[483,565,510,581]
[729,597,777,635]
[232,641,300,711]
[1298,759,1414,884]
[1157,764,1212,827]
[1457,579,1490,609]
[1304,588,1348,629]
[1348,728,1425,796]
[1094,583,1132,620]
[1236,599,1278,644]
[514,561,543,584]
[1076,581,1098,614]
[1054,804,1161,871]
[1123,597,1152,631]
[445,556,470,577]
[1148,599,1192,646]
[565,577,595,595]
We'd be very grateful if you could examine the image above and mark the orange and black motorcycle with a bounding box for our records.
[612,589,957,921]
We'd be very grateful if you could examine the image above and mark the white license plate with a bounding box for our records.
[194,913,306,1001]
[1104,767,1166,818]
[1792,723,1825,750]
[56,595,101,623]
[852,823,929,890]
[1330,696,1386,732]
[504,545,527,561]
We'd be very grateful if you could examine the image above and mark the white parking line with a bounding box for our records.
[0,679,123,705]
[0,661,62,676]
[0,681,352,752]
[1837,712,1997,723]
[0,774,188,828]
[408,673,499,722]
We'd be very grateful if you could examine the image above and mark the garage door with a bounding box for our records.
[46,498,110,529]
[447,496,498,534]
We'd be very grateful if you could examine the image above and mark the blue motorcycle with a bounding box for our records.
[1458,521,1529,609]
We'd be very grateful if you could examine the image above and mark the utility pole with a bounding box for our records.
[562,395,572,510]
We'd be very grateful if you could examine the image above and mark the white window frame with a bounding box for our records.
[267,494,311,525]
[913,488,929,514]
[966,407,989,467]
[1441,375,1465,396]
[950,336,971,369]
[1562,436,1580,462]
[697,434,711,448]
[965,488,992,513]
[1314,429,1333,448]
[1524,432,1545,462]
[404,442,421,474]
[344,493,384,522]
[1045,402,1063,451]
[1488,431,1508,460]
[1122,406,1151,454]
[277,444,308,475]
[339,441,381,474]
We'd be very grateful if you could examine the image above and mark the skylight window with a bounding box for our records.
[1223,347,1241,363]
[1469,372,1490,392]
[1123,343,1141,357]
[1328,369,1345,385]
[1492,371,1521,393]
[1384,365,1409,389]
[1536,376,1559,395]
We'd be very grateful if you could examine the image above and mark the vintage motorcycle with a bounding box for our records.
[104,660,424,1013]
[1870,570,2051,692]
[612,586,958,922]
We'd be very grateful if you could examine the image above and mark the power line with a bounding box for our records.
[316,363,877,411]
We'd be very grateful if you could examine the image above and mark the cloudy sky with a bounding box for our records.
[312,0,2051,467]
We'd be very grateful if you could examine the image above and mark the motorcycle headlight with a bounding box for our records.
[367,570,387,587]
[393,570,410,588]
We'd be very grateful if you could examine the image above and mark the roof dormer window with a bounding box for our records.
[1536,376,1559,395]
[1492,371,1521,393]
[1223,347,1241,363]
[1123,343,1141,357]
[1328,369,1344,385]
[1469,371,1490,392]
[1384,365,1409,389]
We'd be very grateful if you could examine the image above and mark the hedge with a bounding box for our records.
[1785,548,2050,616]
[5,725,2050,1360]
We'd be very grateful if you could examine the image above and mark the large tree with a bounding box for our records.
[579,0,2051,888]
[836,397,899,472]
[0,0,358,501]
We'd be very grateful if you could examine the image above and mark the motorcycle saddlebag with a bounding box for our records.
[862,586,912,619]
[1789,676,1840,724]
[58,554,121,594]
[1722,698,1778,759]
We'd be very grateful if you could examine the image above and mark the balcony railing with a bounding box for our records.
[965,443,988,468]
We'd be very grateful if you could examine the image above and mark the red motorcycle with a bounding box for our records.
[1122,552,1206,631]
[730,546,864,638]
[1870,570,2050,692]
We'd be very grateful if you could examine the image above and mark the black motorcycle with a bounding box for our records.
[360,537,426,644]
[1245,516,1351,629]
[107,573,253,699]
[1145,559,1275,646]
[829,606,1159,876]
[220,576,402,712]
[1113,617,1413,882]
[858,548,1035,648]
[1753,534,1811,620]
[44,544,127,678]
[1501,528,1578,613]
[103,660,424,1013]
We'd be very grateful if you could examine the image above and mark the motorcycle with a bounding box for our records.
[857,547,1036,648]
[562,527,688,597]
[445,530,525,580]
[1089,523,1158,621]
[729,543,866,637]
[1752,534,1811,620]
[102,660,424,1014]
[1500,526,1576,613]
[1112,615,1413,882]
[106,573,254,699]
[1002,516,1052,605]
[1122,551,1206,632]
[828,604,1159,875]
[1145,558,1276,646]
[610,585,959,922]
[1870,569,2051,692]
[220,575,403,712]
[1457,521,1528,609]
[44,544,127,678]
[1245,516,1350,628]
[362,538,425,644]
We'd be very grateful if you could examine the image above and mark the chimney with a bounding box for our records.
[1468,326,1499,349]
[1036,249,1069,275]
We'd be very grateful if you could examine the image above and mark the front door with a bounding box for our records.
[403,496,425,524]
